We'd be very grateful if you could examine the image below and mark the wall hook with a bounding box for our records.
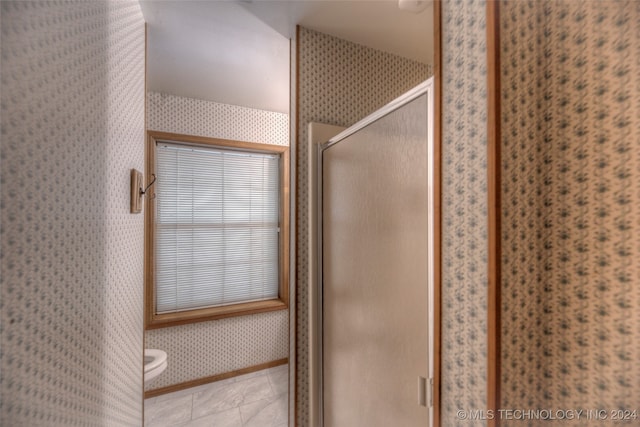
[130,169,156,214]
[140,174,157,196]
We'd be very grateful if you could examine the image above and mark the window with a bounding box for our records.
[145,132,289,329]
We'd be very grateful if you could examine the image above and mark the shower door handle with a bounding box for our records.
[418,376,433,407]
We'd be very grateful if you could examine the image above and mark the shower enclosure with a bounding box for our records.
[317,79,435,427]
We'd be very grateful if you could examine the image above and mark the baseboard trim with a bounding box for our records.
[144,358,289,399]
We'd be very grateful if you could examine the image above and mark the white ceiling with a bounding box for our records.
[140,1,433,114]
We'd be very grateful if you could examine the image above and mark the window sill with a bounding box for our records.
[145,298,288,330]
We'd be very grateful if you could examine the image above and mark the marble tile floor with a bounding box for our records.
[144,364,288,427]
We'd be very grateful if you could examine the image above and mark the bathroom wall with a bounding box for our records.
[499,1,546,414]
[145,92,289,391]
[1,1,146,425]
[440,1,489,425]
[500,1,640,423]
[295,26,432,426]
[147,92,289,146]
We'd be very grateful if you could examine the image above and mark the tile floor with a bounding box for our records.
[144,364,288,427]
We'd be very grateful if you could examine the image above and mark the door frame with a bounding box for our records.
[316,78,437,426]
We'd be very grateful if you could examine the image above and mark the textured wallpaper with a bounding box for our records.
[295,27,432,426]
[1,1,146,425]
[145,311,288,391]
[500,1,640,425]
[499,0,545,415]
[147,92,289,147]
[440,1,489,426]
[145,92,289,391]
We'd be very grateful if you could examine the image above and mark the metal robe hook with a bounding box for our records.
[141,174,157,196]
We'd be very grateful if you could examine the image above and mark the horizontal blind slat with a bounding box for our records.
[155,141,280,314]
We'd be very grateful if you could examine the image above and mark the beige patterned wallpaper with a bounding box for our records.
[145,311,288,391]
[145,92,289,391]
[1,1,146,425]
[500,1,640,425]
[295,26,432,426]
[147,92,289,147]
[440,1,489,425]
[500,1,546,416]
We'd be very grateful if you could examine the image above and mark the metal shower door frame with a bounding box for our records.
[315,77,435,427]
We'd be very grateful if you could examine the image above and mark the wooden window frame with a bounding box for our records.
[144,131,290,330]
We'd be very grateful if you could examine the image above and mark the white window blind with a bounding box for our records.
[155,142,280,314]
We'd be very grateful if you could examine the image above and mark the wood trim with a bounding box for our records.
[143,22,148,427]
[486,1,502,426]
[144,130,156,329]
[147,130,289,154]
[144,23,148,133]
[144,358,288,399]
[146,300,288,330]
[281,142,291,313]
[432,2,443,426]
[144,131,291,330]
[294,24,301,427]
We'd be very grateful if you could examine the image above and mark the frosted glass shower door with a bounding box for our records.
[322,92,431,427]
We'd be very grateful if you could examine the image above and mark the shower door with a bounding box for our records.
[320,81,433,427]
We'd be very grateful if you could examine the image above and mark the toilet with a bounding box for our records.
[144,349,167,385]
